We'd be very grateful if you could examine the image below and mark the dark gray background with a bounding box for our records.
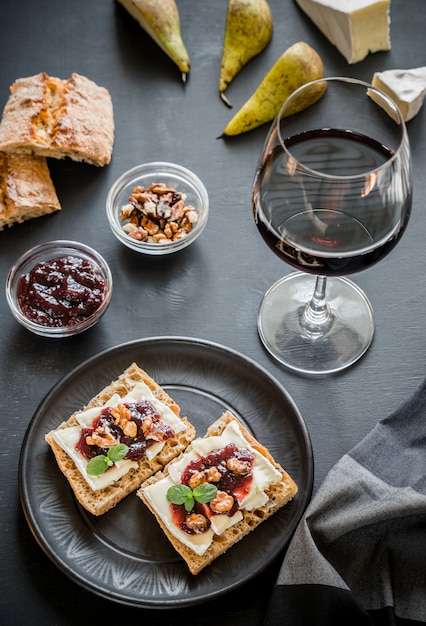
[1,1,425,623]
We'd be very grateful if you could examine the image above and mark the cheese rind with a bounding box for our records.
[372,68,426,121]
[294,0,391,64]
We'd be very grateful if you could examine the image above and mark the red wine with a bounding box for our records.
[253,129,411,276]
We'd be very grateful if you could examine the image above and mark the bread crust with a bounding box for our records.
[0,151,60,230]
[137,411,298,574]
[45,363,196,516]
[0,72,114,166]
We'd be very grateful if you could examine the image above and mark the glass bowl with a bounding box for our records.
[106,162,209,255]
[5,240,113,337]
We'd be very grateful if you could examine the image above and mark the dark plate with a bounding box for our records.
[19,336,313,608]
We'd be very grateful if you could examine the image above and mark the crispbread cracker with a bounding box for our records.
[0,151,60,230]
[137,411,298,574]
[0,72,114,166]
[45,363,196,516]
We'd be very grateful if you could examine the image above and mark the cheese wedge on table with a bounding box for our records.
[372,68,426,121]
[294,0,391,64]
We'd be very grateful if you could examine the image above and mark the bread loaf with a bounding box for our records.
[0,72,114,166]
[0,151,60,230]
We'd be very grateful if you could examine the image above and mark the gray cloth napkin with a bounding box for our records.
[263,377,426,625]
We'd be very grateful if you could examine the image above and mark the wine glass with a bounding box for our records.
[252,77,412,375]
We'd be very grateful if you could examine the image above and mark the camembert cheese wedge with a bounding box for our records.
[372,68,426,121]
[294,0,391,64]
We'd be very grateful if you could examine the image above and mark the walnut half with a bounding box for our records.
[110,404,137,438]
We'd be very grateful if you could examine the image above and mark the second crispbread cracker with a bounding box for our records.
[138,410,298,574]
[45,362,196,516]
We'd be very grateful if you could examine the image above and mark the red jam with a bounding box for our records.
[76,400,175,461]
[172,443,255,534]
[16,255,106,328]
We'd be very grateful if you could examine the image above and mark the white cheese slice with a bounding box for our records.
[143,476,215,556]
[142,420,283,554]
[372,68,426,121]
[294,0,391,64]
[210,510,243,536]
[191,421,249,456]
[167,450,199,483]
[76,393,122,428]
[52,425,138,491]
[239,449,282,510]
[51,380,188,488]
[144,440,164,461]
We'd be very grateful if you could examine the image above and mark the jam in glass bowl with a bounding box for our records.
[6,240,113,337]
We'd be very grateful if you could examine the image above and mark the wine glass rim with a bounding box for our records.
[276,76,409,181]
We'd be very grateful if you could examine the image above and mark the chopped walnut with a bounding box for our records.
[185,513,209,534]
[86,427,118,448]
[205,466,222,482]
[188,466,222,489]
[120,203,134,220]
[148,183,176,195]
[141,414,169,442]
[226,457,252,475]
[110,404,137,438]
[188,471,206,490]
[140,415,153,437]
[120,182,199,244]
[209,490,234,514]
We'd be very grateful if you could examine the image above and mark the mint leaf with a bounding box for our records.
[183,496,195,512]
[86,455,109,476]
[166,484,193,505]
[193,483,218,504]
[108,443,129,463]
[166,482,218,512]
[166,484,195,512]
[86,444,129,476]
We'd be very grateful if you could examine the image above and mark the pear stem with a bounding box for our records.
[220,91,233,108]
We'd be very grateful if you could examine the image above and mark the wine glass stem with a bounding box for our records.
[300,276,334,336]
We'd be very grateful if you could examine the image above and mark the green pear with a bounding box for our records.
[219,0,273,107]
[118,0,190,82]
[221,41,325,136]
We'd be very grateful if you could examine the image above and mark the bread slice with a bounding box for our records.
[137,411,298,574]
[0,72,114,166]
[0,151,60,230]
[45,363,196,516]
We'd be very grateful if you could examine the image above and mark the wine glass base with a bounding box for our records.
[257,272,374,376]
